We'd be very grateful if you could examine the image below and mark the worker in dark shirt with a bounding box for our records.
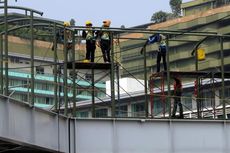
[141,34,167,72]
[172,76,184,119]
[82,21,96,62]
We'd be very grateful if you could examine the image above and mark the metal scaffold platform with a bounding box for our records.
[151,71,230,78]
[66,61,111,70]
[150,71,230,119]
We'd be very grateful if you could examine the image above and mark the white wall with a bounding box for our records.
[106,78,145,96]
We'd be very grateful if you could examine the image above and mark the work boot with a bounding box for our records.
[83,59,90,63]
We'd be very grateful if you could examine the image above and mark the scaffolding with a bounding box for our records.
[150,71,230,119]
[1,1,230,119]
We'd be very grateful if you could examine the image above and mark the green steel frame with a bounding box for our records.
[0,1,229,119]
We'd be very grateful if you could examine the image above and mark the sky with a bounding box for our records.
[8,0,191,28]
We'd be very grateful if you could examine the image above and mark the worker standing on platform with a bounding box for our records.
[64,22,74,61]
[82,21,96,62]
[97,20,111,63]
[172,76,184,119]
[141,34,167,72]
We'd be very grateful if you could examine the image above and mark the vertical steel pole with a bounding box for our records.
[64,27,68,116]
[143,45,148,118]
[30,11,35,106]
[0,35,3,94]
[195,48,201,118]
[110,32,116,118]
[72,30,76,117]
[211,72,216,119]
[166,35,171,118]
[220,37,225,119]
[53,23,58,111]
[4,0,8,96]
[91,69,95,118]
[63,27,68,116]
[116,63,120,116]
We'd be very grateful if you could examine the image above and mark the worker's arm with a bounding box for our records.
[140,40,149,55]
[140,34,159,55]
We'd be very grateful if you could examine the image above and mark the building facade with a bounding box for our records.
[4,35,107,109]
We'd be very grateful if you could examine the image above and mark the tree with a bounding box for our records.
[120,25,125,28]
[151,11,169,23]
[170,0,182,17]
[70,18,76,26]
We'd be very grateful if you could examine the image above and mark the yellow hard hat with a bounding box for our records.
[103,20,111,27]
[64,21,70,27]
[85,20,92,26]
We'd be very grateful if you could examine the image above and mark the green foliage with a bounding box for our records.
[150,0,182,23]
[151,11,169,23]
[121,25,125,28]
[70,18,76,26]
[170,0,182,17]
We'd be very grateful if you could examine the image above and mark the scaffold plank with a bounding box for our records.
[66,62,111,70]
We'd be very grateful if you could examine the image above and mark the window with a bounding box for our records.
[182,93,193,111]
[116,105,128,117]
[36,66,44,74]
[95,108,108,118]
[10,57,20,63]
[227,114,230,120]
[77,111,89,118]
[152,97,164,116]
[132,103,145,117]
[217,115,223,119]
[45,97,50,104]
[201,90,213,108]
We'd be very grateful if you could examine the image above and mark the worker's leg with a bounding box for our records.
[161,48,167,71]
[172,98,178,118]
[100,41,107,62]
[86,45,91,60]
[104,40,111,63]
[156,52,161,72]
[106,47,111,63]
[89,43,96,62]
[90,46,96,62]
[178,94,184,118]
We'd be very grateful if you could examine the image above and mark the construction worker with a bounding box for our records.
[52,21,73,61]
[52,29,64,51]
[82,21,96,62]
[140,34,167,72]
[96,20,111,63]
[172,76,184,119]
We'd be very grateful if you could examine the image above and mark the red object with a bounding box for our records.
[194,80,198,97]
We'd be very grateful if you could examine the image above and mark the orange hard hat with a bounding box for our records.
[103,20,111,27]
